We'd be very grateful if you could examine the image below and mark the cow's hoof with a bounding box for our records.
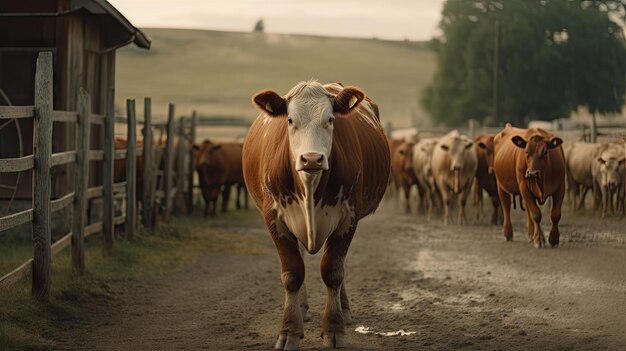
[342,309,354,325]
[504,236,512,242]
[322,332,346,349]
[533,241,544,249]
[301,307,310,322]
[549,241,559,248]
[275,334,300,350]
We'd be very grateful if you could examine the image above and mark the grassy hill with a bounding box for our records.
[115,28,436,138]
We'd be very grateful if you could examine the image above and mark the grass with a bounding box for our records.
[0,206,267,351]
[115,28,437,139]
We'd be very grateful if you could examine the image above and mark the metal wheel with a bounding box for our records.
[0,88,25,215]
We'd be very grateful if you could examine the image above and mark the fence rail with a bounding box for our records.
[0,51,198,299]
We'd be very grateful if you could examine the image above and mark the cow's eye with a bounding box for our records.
[287,118,293,126]
[328,116,335,124]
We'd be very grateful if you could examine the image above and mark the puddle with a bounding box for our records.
[355,326,416,336]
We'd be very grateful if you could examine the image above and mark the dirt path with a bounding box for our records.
[54,202,626,350]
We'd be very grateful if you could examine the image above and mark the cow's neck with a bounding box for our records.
[297,171,323,253]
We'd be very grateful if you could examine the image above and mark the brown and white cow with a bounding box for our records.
[474,134,500,225]
[243,81,390,350]
[431,130,477,225]
[493,124,565,248]
[390,141,418,213]
[194,140,247,217]
[411,137,440,220]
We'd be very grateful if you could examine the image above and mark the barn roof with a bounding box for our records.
[72,0,151,49]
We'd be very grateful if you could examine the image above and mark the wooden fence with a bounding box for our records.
[0,52,197,300]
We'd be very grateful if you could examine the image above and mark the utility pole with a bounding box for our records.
[492,20,500,123]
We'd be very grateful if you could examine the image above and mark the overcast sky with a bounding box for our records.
[108,0,445,41]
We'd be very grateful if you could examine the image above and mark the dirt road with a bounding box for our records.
[54,201,626,350]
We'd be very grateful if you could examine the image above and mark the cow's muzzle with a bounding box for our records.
[297,152,325,173]
[526,170,540,179]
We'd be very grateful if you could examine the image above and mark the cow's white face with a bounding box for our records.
[287,94,334,173]
[597,150,625,191]
[252,81,365,176]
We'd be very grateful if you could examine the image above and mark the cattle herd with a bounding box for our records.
[391,124,626,248]
[112,81,624,350]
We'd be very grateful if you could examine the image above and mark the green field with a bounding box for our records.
[115,29,437,137]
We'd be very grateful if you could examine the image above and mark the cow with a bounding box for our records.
[431,130,477,225]
[193,139,247,217]
[411,137,440,220]
[390,141,418,213]
[474,134,500,225]
[493,124,565,248]
[594,142,625,218]
[243,81,390,350]
[565,142,605,211]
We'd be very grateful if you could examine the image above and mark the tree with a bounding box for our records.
[423,0,625,126]
[253,19,265,33]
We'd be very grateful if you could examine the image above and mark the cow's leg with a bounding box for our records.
[520,186,544,248]
[269,226,305,350]
[490,195,500,226]
[244,186,249,210]
[340,283,353,325]
[525,204,534,242]
[497,186,513,241]
[402,182,411,214]
[235,184,242,210]
[221,185,232,213]
[298,243,310,322]
[417,183,427,215]
[578,186,589,210]
[457,184,470,225]
[442,189,451,226]
[473,179,483,222]
[549,181,565,248]
[601,185,609,218]
[320,224,356,349]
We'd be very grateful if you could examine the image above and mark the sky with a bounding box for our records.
[108,0,446,41]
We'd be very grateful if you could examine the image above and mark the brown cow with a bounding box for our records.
[243,81,390,350]
[474,134,500,225]
[493,124,565,248]
[194,139,247,217]
[390,141,419,213]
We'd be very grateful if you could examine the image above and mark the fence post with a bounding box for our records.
[32,51,53,300]
[72,89,91,275]
[126,100,137,240]
[187,111,197,213]
[142,98,153,229]
[174,117,187,214]
[103,88,115,253]
[163,104,175,222]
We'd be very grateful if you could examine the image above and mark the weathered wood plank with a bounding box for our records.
[163,104,175,223]
[89,113,104,125]
[50,192,74,213]
[50,150,76,167]
[88,150,104,161]
[84,222,103,238]
[0,208,33,232]
[114,116,127,124]
[52,110,78,123]
[187,111,197,213]
[103,86,115,253]
[142,97,154,230]
[0,259,33,290]
[113,215,126,225]
[125,99,137,240]
[174,117,187,214]
[114,149,127,160]
[113,182,127,193]
[32,52,53,300]
[72,90,90,274]
[51,232,72,256]
[0,106,35,119]
[0,155,34,172]
[86,186,103,199]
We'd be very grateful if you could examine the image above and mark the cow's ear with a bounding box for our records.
[440,144,449,151]
[547,137,563,149]
[192,144,200,151]
[252,90,287,117]
[465,141,474,149]
[478,142,487,149]
[333,86,365,114]
[511,136,527,149]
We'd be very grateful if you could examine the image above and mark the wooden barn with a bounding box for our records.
[0,0,150,200]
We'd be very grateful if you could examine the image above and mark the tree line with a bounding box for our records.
[423,0,626,126]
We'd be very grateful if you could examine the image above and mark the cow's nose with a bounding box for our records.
[526,170,540,179]
[299,152,324,173]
